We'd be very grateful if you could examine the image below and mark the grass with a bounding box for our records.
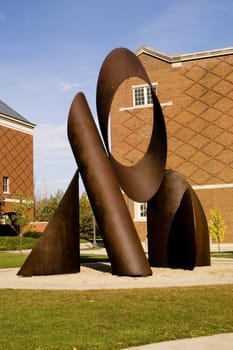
[1,236,232,259]
[0,252,109,269]
[1,250,232,270]
[211,252,233,259]
[0,285,232,350]
[80,254,109,263]
[0,239,232,349]
[0,236,96,251]
[0,252,28,268]
[0,250,232,269]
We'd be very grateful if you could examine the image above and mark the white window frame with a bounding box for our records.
[3,176,9,194]
[132,83,157,108]
[134,202,147,221]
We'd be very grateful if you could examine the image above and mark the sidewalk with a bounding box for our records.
[122,333,233,350]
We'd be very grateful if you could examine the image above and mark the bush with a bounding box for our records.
[0,236,38,251]
[35,190,63,221]
[208,208,226,253]
[23,231,42,239]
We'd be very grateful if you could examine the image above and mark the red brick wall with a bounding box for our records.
[0,125,34,217]
[110,51,233,243]
[24,221,47,233]
[196,188,233,243]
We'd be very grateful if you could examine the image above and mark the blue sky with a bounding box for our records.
[0,0,233,197]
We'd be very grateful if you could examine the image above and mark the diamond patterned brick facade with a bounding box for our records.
[111,79,153,166]
[165,56,233,186]
[110,47,233,243]
[0,125,34,213]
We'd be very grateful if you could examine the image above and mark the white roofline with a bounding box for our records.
[0,113,35,135]
[135,46,233,62]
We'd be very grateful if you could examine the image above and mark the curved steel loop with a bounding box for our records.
[96,48,167,202]
[147,170,210,269]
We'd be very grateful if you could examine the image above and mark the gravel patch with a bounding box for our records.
[0,259,232,290]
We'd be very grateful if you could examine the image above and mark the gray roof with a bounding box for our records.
[0,100,35,126]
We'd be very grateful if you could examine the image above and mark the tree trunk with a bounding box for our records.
[217,240,221,253]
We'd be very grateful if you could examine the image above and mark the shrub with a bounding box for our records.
[23,231,42,239]
[208,208,226,253]
[0,236,38,251]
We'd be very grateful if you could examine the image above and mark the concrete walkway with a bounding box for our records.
[122,333,233,350]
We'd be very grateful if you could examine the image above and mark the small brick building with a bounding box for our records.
[0,100,35,220]
[110,46,233,244]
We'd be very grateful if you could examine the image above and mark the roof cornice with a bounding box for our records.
[135,45,233,62]
[0,113,35,135]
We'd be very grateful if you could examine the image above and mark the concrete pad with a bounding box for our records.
[0,259,232,290]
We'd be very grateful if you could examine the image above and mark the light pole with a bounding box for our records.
[93,215,97,247]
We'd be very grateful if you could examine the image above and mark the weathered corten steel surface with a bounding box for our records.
[147,170,210,269]
[68,92,152,276]
[96,48,167,203]
[18,172,80,276]
[18,47,210,278]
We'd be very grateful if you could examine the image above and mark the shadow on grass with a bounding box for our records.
[80,254,112,273]
[82,261,112,273]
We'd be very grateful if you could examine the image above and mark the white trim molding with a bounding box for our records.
[0,114,35,135]
[192,183,233,190]
[4,198,34,204]
[134,202,147,222]
[135,45,233,63]
[119,101,173,112]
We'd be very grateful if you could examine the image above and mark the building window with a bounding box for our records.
[3,177,9,193]
[139,203,147,217]
[133,84,157,107]
[134,87,145,106]
[134,202,147,221]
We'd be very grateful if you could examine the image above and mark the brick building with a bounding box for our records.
[110,46,233,244]
[0,100,35,221]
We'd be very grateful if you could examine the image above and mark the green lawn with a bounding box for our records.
[0,236,96,251]
[0,252,109,268]
[0,285,232,350]
[0,250,232,269]
[0,252,28,268]
[211,252,233,259]
[0,239,232,349]
[1,236,232,259]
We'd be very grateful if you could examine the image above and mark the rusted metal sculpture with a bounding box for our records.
[147,170,210,269]
[97,48,167,202]
[67,92,152,276]
[18,172,80,276]
[18,47,210,277]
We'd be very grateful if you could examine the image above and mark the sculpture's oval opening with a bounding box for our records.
[109,77,153,166]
